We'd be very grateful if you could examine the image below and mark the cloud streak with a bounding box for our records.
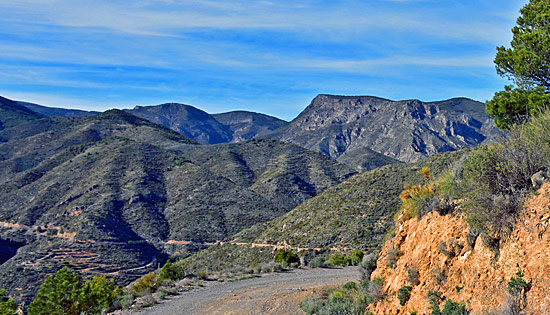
[0,0,525,119]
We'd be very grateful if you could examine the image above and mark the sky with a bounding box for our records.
[0,0,528,120]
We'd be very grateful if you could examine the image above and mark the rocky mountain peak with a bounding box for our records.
[265,94,505,164]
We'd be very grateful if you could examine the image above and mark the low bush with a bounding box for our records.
[309,256,326,268]
[407,267,420,286]
[350,249,364,265]
[130,273,161,297]
[398,285,412,306]
[386,248,400,267]
[328,253,345,266]
[0,289,18,315]
[274,249,300,267]
[460,112,550,241]
[359,252,378,281]
[159,260,184,281]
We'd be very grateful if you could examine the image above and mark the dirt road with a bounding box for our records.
[134,267,359,315]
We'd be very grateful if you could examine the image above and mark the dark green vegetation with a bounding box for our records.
[265,94,503,164]
[299,278,386,315]
[232,149,466,251]
[487,0,550,130]
[398,285,412,306]
[273,249,300,267]
[170,149,465,281]
[28,267,119,315]
[0,98,354,305]
[0,289,18,315]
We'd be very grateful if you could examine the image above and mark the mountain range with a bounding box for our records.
[1,93,503,305]
[0,97,353,303]
[18,94,504,169]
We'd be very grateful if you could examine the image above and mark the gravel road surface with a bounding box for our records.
[133,267,359,315]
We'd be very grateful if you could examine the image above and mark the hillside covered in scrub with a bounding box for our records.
[0,98,355,305]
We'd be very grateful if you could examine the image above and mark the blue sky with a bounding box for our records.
[0,0,527,120]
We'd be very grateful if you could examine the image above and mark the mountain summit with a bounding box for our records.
[266,94,505,163]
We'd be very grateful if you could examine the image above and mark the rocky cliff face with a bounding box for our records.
[266,95,505,163]
[369,183,550,314]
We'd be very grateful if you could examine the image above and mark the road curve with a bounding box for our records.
[133,267,359,315]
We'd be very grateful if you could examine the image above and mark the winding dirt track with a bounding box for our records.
[133,267,359,315]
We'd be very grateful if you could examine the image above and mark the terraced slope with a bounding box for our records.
[0,105,353,304]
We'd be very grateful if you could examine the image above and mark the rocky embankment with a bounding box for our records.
[368,183,550,314]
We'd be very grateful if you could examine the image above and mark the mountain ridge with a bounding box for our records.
[264,94,504,163]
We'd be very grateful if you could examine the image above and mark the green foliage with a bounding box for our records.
[159,260,184,281]
[77,275,120,314]
[494,0,550,90]
[488,0,550,130]
[460,111,550,239]
[28,267,82,315]
[507,269,529,296]
[428,291,443,315]
[300,281,374,315]
[350,249,364,265]
[398,285,412,306]
[309,256,326,268]
[130,272,161,297]
[274,249,300,267]
[440,300,467,315]
[28,267,120,315]
[0,289,18,315]
[486,86,550,130]
[328,253,345,266]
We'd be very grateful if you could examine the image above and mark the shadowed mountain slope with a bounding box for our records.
[0,108,353,304]
[126,103,234,144]
[0,96,44,131]
[213,110,287,142]
[180,149,466,274]
[19,101,99,117]
[265,94,504,163]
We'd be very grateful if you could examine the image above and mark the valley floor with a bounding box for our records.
[131,267,358,315]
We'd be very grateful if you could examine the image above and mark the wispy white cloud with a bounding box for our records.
[0,0,525,118]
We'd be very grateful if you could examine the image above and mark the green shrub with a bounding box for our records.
[350,249,364,265]
[28,267,83,315]
[440,300,467,315]
[328,253,345,266]
[398,285,412,306]
[159,260,184,281]
[343,281,357,290]
[77,275,120,314]
[113,293,134,310]
[309,256,326,268]
[274,249,300,267]
[28,267,120,315]
[461,112,550,240]
[130,273,161,297]
[507,269,529,296]
[0,289,18,315]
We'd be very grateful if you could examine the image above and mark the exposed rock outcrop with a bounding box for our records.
[266,95,505,164]
[369,183,550,314]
